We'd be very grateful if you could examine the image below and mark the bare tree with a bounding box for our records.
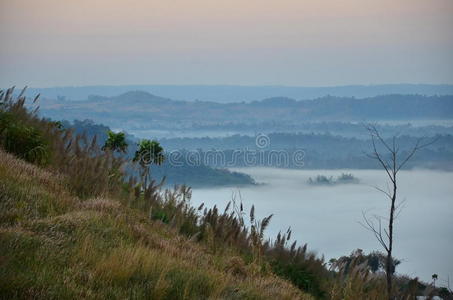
[363,125,436,300]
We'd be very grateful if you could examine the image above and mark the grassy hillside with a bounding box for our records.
[0,149,309,299]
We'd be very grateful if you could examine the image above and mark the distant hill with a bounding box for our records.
[37,92,453,131]
[20,84,453,102]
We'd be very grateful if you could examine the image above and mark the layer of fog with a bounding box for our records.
[123,120,453,140]
[192,168,453,284]
[124,129,256,139]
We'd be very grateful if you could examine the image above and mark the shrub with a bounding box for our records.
[0,112,50,165]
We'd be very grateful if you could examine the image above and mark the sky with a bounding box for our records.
[1,0,452,87]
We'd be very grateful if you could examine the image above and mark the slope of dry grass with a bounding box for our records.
[0,150,312,299]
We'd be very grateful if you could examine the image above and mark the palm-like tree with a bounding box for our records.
[133,139,164,187]
[102,131,128,153]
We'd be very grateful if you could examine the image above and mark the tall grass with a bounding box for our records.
[1,87,125,199]
[0,150,310,299]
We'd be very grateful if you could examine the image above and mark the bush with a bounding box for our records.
[0,112,50,165]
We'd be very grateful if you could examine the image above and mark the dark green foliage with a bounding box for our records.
[264,234,328,298]
[133,139,164,166]
[133,139,165,187]
[151,209,170,223]
[102,131,128,153]
[0,88,52,166]
[271,260,322,297]
[0,112,50,166]
[439,287,453,299]
[331,249,401,274]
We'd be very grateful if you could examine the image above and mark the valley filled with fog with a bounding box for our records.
[192,168,453,283]
[10,85,453,290]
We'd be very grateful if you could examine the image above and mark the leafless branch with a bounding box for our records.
[360,211,389,252]
[394,199,407,220]
[396,136,439,172]
[367,131,394,182]
[373,185,392,200]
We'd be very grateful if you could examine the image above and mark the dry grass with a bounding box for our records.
[0,150,78,225]
[0,150,311,299]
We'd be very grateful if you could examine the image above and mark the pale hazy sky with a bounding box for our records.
[1,0,452,87]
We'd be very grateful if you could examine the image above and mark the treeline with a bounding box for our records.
[36,92,453,131]
[159,133,453,170]
[189,121,453,139]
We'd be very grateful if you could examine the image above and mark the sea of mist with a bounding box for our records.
[192,168,453,284]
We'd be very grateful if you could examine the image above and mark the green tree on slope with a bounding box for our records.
[102,131,128,153]
[133,139,165,187]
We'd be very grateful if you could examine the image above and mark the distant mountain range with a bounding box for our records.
[36,91,453,131]
[18,84,453,103]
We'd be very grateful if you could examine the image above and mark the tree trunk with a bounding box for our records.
[386,176,396,300]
